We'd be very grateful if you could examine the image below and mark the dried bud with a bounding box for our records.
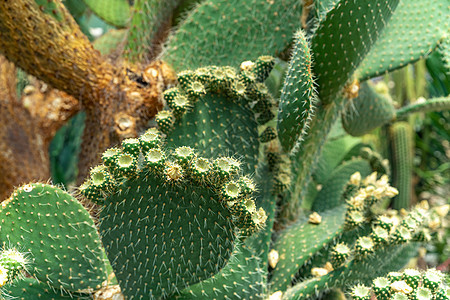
[311,267,329,277]
[350,172,361,185]
[390,281,413,294]
[268,291,283,300]
[268,249,279,269]
[308,212,322,224]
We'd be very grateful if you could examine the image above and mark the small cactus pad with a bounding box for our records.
[0,183,108,292]
[0,247,29,285]
[372,277,391,299]
[311,0,400,104]
[342,82,395,136]
[358,0,449,80]
[277,30,315,152]
[85,131,266,299]
[351,284,371,300]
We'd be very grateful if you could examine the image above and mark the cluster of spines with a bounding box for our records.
[155,56,276,135]
[0,248,28,290]
[351,269,449,300]
[79,127,267,235]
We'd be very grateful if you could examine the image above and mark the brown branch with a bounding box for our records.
[0,0,176,181]
[0,56,79,200]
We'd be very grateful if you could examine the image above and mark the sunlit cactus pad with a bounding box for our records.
[0,183,108,293]
[157,57,276,175]
[358,0,449,80]
[80,128,267,299]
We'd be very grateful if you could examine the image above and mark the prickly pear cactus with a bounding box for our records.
[0,0,449,299]
[80,127,267,299]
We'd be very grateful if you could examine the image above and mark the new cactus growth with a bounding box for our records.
[351,269,449,300]
[0,0,448,299]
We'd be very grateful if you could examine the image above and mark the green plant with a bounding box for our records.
[0,0,449,299]
[349,268,449,300]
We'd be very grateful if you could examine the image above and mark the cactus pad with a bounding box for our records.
[0,183,108,293]
[3,277,77,299]
[277,30,315,152]
[311,0,400,103]
[358,0,449,80]
[80,129,267,299]
[342,82,395,137]
[160,60,275,175]
[163,0,304,70]
[173,244,265,299]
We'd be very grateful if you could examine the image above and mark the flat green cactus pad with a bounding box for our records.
[270,205,347,292]
[358,0,449,80]
[312,0,400,104]
[342,82,395,137]
[161,61,276,176]
[0,183,108,293]
[82,0,130,28]
[173,165,275,300]
[3,277,76,299]
[85,128,267,299]
[163,0,303,70]
[100,174,237,299]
